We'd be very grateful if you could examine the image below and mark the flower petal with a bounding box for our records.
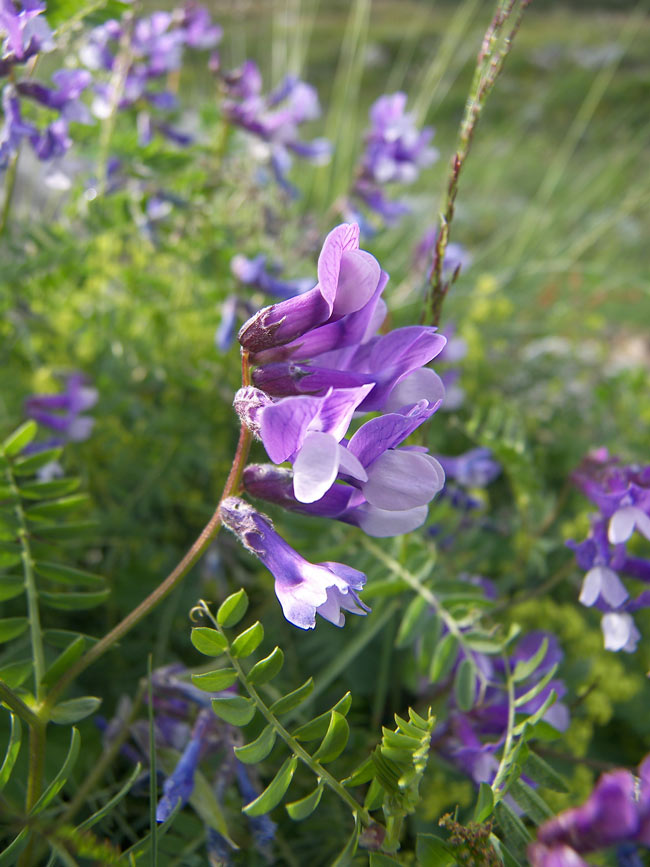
[293,432,340,503]
[384,367,446,413]
[608,507,637,544]
[331,249,381,317]
[353,503,428,537]
[363,449,443,510]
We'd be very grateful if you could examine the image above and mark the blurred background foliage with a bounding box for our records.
[1,0,649,863]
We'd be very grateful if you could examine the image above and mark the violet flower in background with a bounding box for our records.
[414,225,473,281]
[568,449,650,653]
[81,4,220,147]
[220,59,331,192]
[529,753,650,865]
[432,625,570,787]
[0,0,53,77]
[349,92,438,227]
[24,372,98,447]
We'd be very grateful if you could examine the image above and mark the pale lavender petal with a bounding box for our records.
[336,444,367,482]
[362,449,443,510]
[313,384,374,441]
[601,612,639,652]
[331,250,381,317]
[384,367,446,413]
[293,432,340,503]
[579,568,603,607]
[316,223,360,311]
[348,401,437,467]
[352,503,428,537]
[608,507,637,544]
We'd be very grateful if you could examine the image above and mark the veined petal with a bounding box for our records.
[385,367,446,413]
[332,249,381,316]
[313,384,374,441]
[363,449,443,510]
[259,394,321,463]
[293,432,340,503]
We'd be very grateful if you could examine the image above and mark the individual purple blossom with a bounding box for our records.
[437,448,501,488]
[349,92,438,226]
[220,496,369,629]
[231,253,313,300]
[24,373,98,446]
[156,709,212,822]
[529,753,650,865]
[221,60,331,190]
[0,0,53,76]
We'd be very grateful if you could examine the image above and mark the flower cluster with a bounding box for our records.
[221,222,448,628]
[431,618,570,786]
[81,4,221,146]
[1,3,92,169]
[569,448,650,653]
[529,753,650,865]
[97,664,275,862]
[220,59,330,192]
[349,92,438,227]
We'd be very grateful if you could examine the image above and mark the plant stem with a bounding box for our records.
[201,602,377,829]
[0,150,20,239]
[490,652,516,799]
[46,352,253,707]
[0,681,39,726]
[424,0,531,327]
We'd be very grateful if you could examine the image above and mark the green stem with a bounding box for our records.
[46,352,253,707]
[17,720,47,867]
[0,150,20,238]
[0,681,39,726]
[202,602,376,828]
[425,0,530,327]
[490,652,516,799]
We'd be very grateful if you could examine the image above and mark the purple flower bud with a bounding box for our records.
[220,497,369,629]
[233,386,274,436]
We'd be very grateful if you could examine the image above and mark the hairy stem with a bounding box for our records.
[424,0,531,327]
[46,352,253,707]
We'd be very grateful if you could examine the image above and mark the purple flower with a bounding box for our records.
[0,0,53,72]
[569,450,650,652]
[156,709,212,822]
[220,497,369,629]
[24,373,98,445]
[231,253,313,300]
[350,92,438,226]
[221,61,330,188]
[530,754,650,864]
[437,448,501,488]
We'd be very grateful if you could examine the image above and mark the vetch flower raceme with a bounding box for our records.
[569,449,650,653]
[220,497,369,630]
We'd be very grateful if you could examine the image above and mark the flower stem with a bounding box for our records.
[490,652,516,799]
[424,0,531,327]
[46,352,253,707]
[0,150,20,238]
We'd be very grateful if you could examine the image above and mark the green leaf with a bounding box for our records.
[30,728,81,815]
[0,660,32,688]
[41,636,86,688]
[77,763,142,831]
[191,668,238,691]
[50,696,102,724]
[513,638,548,682]
[25,494,88,520]
[286,782,324,820]
[474,782,494,823]
[514,665,557,708]
[0,714,21,793]
[454,658,476,712]
[312,711,349,763]
[35,560,105,588]
[293,692,352,741]
[211,695,256,726]
[415,833,455,866]
[513,689,557,736]
[2,421,37,457]
[19,478,80,500]
[508,779,555,825]
[234,725,276,764]
[0,618,28,644]
[495,801,532,862]
[342,756,375,788]
[12,447,62,475]
[522,751,569,793]
[0,545,21,570]
[40,589,110,610]
[331,814,360,866]
[395,595,429,648]
[242,755,298,816]
[247,646,284,685]
[217,589,248,628]
[463,632,504,654]
[429,633,459,683]
[32,521,97,540]
[270,678,314,715]
[369,855,403,867]
[187,767,239,848]
[0,828,28,865]
[0,578,24,601]
[231,621,264,658]
[191,626,228,656]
